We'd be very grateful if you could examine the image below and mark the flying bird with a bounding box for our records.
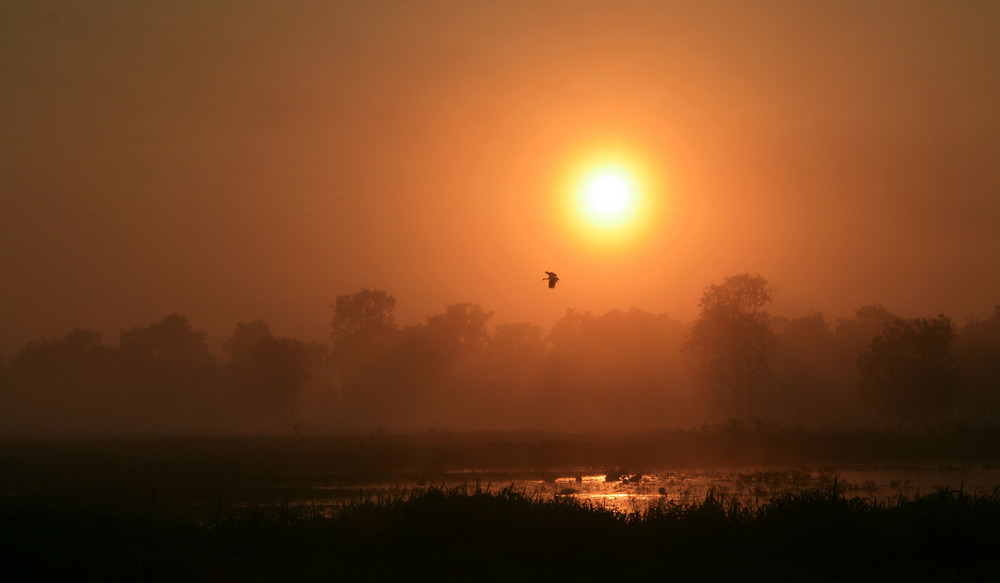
[543,271,559,289]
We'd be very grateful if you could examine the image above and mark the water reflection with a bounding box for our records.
[291,463,1000,516]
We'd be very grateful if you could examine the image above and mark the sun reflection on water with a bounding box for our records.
[288,464,1000,517]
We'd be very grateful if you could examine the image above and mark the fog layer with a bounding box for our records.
[3,279,997,436]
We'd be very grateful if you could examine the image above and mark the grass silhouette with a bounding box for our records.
[3,484,999,581]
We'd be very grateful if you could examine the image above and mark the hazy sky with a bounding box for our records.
[3,0,999,355]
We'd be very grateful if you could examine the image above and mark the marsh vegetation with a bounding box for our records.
[4,426,1000,580]
[4,477,999,581]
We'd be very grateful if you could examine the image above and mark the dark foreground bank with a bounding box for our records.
[2,485,999,582]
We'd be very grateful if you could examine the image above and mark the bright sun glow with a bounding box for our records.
[555,146,665,250]
[586,173,631,216]
[575,165,641,230]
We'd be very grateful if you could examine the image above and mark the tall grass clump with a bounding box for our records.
[330,484,626,578]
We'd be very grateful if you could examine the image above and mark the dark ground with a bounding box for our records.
[3,427,1000,581]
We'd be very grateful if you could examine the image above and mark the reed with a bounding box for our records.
[3,484,999,581]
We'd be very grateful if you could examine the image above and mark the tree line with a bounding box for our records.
[1,274,998,435]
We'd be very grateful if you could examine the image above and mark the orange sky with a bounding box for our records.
[2,1,1000,355]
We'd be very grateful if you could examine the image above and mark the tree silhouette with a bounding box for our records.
[224,320,320,406]
[954,307,1000,421]
[857,315,960,424]
[418,303,495,426]
[329,290,400,426]
[5,329,116,432]
[684,273,776,420]
[767,312,844,424]
[11,329,110,390]
[329,289,398,379]
[116,314,219,429]
[119,314,215,373]
[424,303,494,351]
[224,320,273,366]
[547,307,689,429]
[251,336,316,404]
[835,305,900,356]
[489,321,547,424]
[330,289,396,344]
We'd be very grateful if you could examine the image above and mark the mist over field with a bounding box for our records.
[2,279,997,437]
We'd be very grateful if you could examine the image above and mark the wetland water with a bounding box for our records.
[6,433,1000,518]
[289,463,1000,515]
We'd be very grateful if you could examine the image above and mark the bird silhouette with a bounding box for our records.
[543,271,559,288]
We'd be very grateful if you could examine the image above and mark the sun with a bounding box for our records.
[554,145,663,250]
[586,172,631,217]
[577,166,640,229]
